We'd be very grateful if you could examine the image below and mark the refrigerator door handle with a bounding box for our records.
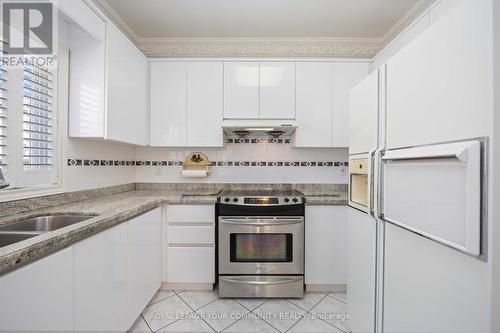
[368,149,377,218]
[380,139,484,257]
[374,147,386,220]
[381,142,472,162]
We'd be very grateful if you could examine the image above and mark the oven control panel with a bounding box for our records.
[218,196,305,206]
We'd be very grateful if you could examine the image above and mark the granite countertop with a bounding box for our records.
[0,188,346,274]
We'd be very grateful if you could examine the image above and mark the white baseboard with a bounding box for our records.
[306,284,347,293]
[161,282,214,291]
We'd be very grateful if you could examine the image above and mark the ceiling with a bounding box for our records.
[101,0,422,40]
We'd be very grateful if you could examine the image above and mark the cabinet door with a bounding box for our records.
[295,62,333,147]
[0,248,73,331]
[305,206,348,285]
[128,208,162,327]
[349,70,379,155]
[386,0,491,149]
[260,62,296,119]
[224,62,259,119]
[106,24,148,145]
[187,62,224,147]
[167,225,215,245]
[74,222,129,332]
[166,247,215,283]
[150,62,187,146]
[332,62,370,147]
[166,205,215,224]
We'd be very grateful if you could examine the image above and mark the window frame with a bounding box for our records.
[0,44,68,202]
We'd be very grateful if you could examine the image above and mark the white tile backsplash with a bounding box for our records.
[135,144,348,184]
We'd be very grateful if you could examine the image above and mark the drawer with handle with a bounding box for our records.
[350,159,369,175]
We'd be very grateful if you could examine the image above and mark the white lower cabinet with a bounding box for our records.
[305,206,348,285]
[0,208,162,332]
[166,205,215,224]
[0,247,74,331]
[73,222,129,332]
[128,208,162,328]
[167,225,215,244]
[165,205,216,286]
[74,207,162,331]
[166,247,215,284]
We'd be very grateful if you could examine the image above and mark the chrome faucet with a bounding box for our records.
[0,167,9,189]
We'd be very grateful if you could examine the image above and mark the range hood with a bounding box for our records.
[222,120,297,138]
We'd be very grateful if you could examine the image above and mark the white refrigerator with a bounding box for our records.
[348,1,492,332]
[347,68,383,333]
[381,0,491,332]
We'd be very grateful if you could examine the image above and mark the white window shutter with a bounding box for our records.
[22,62,54,169]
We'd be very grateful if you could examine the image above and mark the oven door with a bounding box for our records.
[218,217,304,275]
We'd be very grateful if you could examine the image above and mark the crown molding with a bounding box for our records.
[90,0,140,41]
[91,0,438,58]
[136,37,381,58]
[380,0,438,47]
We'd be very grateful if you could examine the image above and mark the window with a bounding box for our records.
[0,46,59,191]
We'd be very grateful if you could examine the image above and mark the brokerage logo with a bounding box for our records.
[1,1,57,68]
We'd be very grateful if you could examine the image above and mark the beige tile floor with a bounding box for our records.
[129,289,349,333]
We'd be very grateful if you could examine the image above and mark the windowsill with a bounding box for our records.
[0,183,66,203]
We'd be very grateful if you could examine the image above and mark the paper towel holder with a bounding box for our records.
[182,152,211,176]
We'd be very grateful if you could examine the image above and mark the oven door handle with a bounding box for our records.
[219,218,303,226]
[220,276,303,286]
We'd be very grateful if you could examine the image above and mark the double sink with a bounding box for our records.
[0,214,97,248]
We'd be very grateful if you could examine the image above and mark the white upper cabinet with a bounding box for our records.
[150,62,187,146]
[295,62,333,147]
[224,62,295,119]
[332,62,370,147]
[260,62,296,119]
[106,24,148,146]
[68,20,148,146]
[150,61,224,147]
[386,0,492,149]
[349,70,379,155]
[295,61,369,148]
[224,62,260,119]
[67,8,106,139]
[187,62,224,147]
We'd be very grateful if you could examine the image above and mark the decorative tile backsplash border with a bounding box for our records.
[226,138,292,144]
[67,159,349,168]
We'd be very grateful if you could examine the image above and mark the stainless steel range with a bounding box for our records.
[216,190,305,298]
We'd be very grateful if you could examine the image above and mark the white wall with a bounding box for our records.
[135,144,349,184]
[67,139,136,191]
[372,0,461,70]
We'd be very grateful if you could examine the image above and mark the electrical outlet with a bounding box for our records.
[340,166,347,177]
[155,166,161,177]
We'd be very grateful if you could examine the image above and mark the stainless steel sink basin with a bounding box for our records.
[0,215,97,233]
[0,233,37,248]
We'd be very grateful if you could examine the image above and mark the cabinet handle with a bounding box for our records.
[220,276,302,286]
